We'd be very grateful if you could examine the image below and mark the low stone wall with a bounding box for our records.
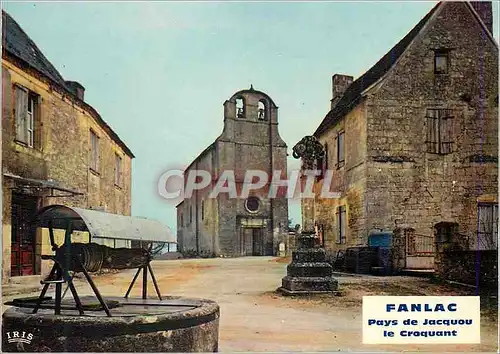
[436,250,498,289]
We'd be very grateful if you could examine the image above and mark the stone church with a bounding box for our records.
[176,87,288,257]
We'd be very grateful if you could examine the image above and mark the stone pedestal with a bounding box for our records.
[277,231,338,295]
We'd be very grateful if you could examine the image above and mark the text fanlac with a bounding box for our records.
[362,296,480,344]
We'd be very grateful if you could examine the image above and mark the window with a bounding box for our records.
[316,143,328,179]
[15,85,38,148]
[426,109,453,154]
[336,206,346,244]
[236,97,245,118]
[114,153,122,186]
[245,196,260,213]
[180,213,184,227]
[258,100,267,120]
[189,205,193,224]
[90,130,99,172]
[336,131,345,168]
[434,222,459,244]
[201,200,205,220]
[478,203,498,250]
[434,50,449,74]
[324,143,329,171]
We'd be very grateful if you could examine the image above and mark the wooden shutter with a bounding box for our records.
[337,131,345,168]
[335,208,341,244]
[340,206,346,244]
[336,206,346,244]
[324,143,329,172]
[426,109,439,153]
[439,109,453,154]
[34,95,42,150]
[15,85,28,143]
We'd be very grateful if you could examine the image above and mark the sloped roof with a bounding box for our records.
[2,11,69,90]
[36,204,176,243]
[314,2,441,137]
[2,11,134,158]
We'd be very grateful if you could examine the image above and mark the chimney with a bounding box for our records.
[470,1,493,34]
[331,74,353,110]
[65,81,85,101]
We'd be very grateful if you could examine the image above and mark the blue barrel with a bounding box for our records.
[368,232,393,247]
[368,232,393,275]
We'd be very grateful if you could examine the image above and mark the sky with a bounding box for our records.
[3,1,499,231]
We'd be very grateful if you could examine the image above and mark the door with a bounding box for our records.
[243,228,253,256]
[252,228,263,256]
[11,193,38,276]
[242,228,264,256]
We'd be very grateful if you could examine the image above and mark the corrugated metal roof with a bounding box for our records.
[35,205,175,243]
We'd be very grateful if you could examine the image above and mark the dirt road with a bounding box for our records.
[80,257,497,352]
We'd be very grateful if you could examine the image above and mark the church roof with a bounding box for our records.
[2,11,134,158]
[313,2,441,137]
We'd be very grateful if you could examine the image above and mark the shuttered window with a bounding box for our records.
[324,143,329,171]
[15,85,39,148]
[426,109,453,154]
[336,131,345,168]
[90,130,99,172]
[336,206,346,244]
[15,86,28,144]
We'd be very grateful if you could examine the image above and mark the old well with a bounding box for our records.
[2,205,220,353]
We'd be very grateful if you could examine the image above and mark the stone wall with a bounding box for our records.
[436,250,498,288]
[303,2,498,258]
[177,146,218,257]
[177,88,289,257]
[304,101,368,253]
[365,1,498,244]
[2,59,133,281]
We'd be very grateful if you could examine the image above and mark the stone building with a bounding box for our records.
[302,1,498,271]
[2,11,134,281]
[176,87,288,257]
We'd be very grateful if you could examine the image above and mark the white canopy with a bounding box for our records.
[35,204,176,243]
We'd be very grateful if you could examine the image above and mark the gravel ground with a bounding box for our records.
[3,256,498,352]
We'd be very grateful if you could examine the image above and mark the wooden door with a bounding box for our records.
[252,228,263,256]
[11,193,38,276]
[243,228,253,256]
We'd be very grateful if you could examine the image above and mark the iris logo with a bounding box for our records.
[6,331,33,344]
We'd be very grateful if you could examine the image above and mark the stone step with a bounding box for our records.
[287,263,333,277]
[281,275,338,292]
[292,249,327,263]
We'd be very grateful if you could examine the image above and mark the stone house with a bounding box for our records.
[176,87,288,257]
[302,1,498,271]
[2,11,134,281]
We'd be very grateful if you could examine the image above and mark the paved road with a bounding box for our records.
[87,257,497,352]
